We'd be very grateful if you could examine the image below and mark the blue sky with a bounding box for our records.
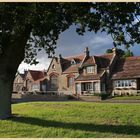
[18,25,140,73]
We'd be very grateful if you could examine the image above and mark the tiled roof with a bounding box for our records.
[112,56,140,79]
[80,53,114,68]
[29,70,46,81]
[82,56,95,66]
[94,53,114,68]
[61,54,85,73]
[75,73,102,81]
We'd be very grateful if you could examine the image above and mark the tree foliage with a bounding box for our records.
[106,48,133,57]
[0,3,139,64]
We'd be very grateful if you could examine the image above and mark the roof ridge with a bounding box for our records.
[64,53,84,59]
[125,56,140,59]
[93,53,114,57]
[29,69,44,72]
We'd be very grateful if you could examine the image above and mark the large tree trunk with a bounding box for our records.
[0,25,31,119]
[0,73,14,119]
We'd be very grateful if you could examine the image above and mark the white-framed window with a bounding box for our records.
[71,60,76,65]
[86,66,94,73]
[85,83,92,91]
[114,80,134,88]
[32,84,40,91]
[68,77,74,87]
[50,75,58,89]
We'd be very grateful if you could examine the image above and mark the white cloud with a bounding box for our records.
[18,50,51,73]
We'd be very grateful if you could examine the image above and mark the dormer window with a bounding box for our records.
[86,66,94,74]
[71,59,76,65]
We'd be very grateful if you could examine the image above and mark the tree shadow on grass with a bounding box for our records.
[10,115,140,136]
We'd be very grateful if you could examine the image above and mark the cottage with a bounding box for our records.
[25,70,47,92]
[46,53,84,95]
[112,57,140,96]
[13,72,25,93]
[13,70,47,93]
[46,47,140,96]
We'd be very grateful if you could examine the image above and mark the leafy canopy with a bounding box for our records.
[106,48,134,57]
[0,3,140,64]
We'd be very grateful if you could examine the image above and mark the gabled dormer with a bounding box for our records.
[71,58,76,65]
[80,56,97,75]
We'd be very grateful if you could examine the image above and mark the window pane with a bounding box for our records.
[86,66,94,73]
[68,77,74,87]
[50,75,58,89]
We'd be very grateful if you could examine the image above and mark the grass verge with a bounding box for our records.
[0,101,140,137]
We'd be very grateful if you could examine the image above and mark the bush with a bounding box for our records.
[67,95,75,100]
[90,93,110,100]
[100,93,110,100]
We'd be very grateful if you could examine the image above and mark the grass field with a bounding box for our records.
[112,96,140,100]
[1,101,140,137]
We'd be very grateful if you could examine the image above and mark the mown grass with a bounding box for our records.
[1,101,140,137]
[112,96,140,100]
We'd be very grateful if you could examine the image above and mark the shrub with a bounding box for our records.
[99,93,110,100]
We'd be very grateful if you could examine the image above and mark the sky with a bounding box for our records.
[18,25,140,73]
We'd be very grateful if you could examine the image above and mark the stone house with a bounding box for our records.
[13,70,47,93]
[13,72,25,93]
[25,70,47,92]
[112,56,140,96]
[46,52,85,94]
[14,47,140,96]
[46,47,140,96]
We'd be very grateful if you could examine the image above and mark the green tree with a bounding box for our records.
[106,48,133,57]
[0,3,140,119]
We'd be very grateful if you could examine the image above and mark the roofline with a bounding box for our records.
[62,71,79,74]
[112,77,140,80]
[92,56,96,64]
[75,78,100,82]
[64,53,84,59]
[100,70,106,78]
[46,57,55,74]
[79,54,87,68]
[93,53,114,58]
[109,53,116,66]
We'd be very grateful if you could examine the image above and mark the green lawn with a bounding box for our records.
[1,101,140,137]
[112,96,140,100]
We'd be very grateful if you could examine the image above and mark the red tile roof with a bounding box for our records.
[29,70,46,81]
[82,56,95,66]
[80,53,114,68]
[94,53,114,68]
[61,54,85,73]
[112,56,140,79]
[75,71,103,81]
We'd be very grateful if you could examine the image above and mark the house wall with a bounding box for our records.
[46,57,79,94]
[61,73,79,94]
[13,75,24,92]
[46,58,62,91]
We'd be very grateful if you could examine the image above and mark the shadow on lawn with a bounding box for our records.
[11,115,140,136]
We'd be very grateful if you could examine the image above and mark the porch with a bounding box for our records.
[75,81,105,95]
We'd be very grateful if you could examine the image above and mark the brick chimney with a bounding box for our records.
[58,54,62,63]
[84,47,89,57]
